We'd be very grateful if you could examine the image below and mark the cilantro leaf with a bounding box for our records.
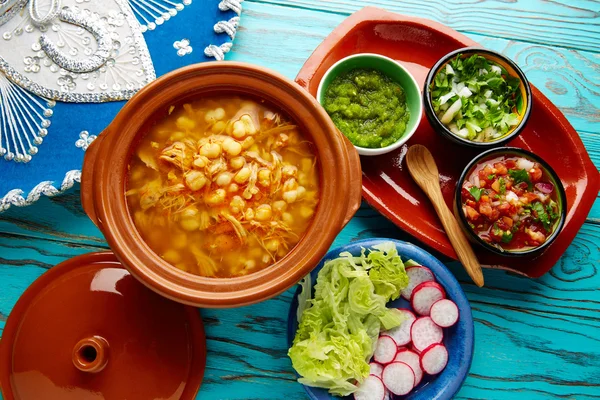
[487,174,496,180]
[546,201,560,221]
[492,223,502,236]
[508,169,532,189]
[469,186,484,202]
[499,177,506,195]
[532,202,551,230]
[501,231,513,243]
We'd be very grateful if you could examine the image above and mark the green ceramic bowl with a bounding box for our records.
[316,53,422,156]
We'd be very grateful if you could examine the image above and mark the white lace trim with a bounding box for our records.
[0,169,80,212]
[204,0,242,60]
[1,0,243,212]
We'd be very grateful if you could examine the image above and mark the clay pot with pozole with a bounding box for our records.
[81,62,362,308]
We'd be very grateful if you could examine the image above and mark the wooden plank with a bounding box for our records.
[0,222,598,399]
[0,188,104,245]
[199,367,306,399]
[249,0,600,53]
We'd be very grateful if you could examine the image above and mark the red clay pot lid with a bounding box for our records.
[0,252,206,400]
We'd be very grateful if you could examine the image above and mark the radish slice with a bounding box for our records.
[381,309,416,346]
[401,266,435,300]
[394,349,423,386]
[411,281,446,316]
[373,336,397,364]
[411,317,443,352]
[430,299,460,327]
[382,362,415,396]
[369,362,384,378]
[420,343,449,375]
[354,374,386,400]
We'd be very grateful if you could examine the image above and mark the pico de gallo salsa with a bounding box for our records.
[460,155,561,251]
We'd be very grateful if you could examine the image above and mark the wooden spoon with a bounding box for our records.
[406,144,484,287]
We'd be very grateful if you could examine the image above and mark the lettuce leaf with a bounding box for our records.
[288,242,409,396]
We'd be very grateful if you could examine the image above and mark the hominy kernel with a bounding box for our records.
[282,212,294,224]
[223,138,242,156]
[215,172,233,187]
[211,121,226,133]
[234,167,251,184]
[232,120,246,138]
[200,143,221,158]
[230,156,245,170]
[255,204,272,221]
[176,116,196,130]
[272,200,287,213]
[283,190,297,203]
[206,189,226,206]
[184,170,207,191]
[163,250,182,264]
[213,108,226,120]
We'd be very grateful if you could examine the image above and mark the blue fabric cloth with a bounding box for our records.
[0,0,237,206]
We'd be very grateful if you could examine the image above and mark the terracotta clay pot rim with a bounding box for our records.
[84,62,362,307]
[423,47,533,149]
[454,147,567,257]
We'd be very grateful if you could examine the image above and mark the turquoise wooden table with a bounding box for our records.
[1,1,599,399]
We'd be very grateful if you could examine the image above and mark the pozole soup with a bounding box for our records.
[126,96,320,278]
[460,155,561,252]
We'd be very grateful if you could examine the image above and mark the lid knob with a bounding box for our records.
[72,335,109,373]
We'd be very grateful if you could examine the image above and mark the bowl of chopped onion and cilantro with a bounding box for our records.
[424,48,531,147]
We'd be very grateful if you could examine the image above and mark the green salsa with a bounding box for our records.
[323,68,410,148]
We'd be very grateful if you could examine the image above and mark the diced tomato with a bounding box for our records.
[479,202,492,216]
[512,182,528,196]
[505,160,517,169]
[529,167,542,183]
[464,206,480,221]
[493,162,508,175]
[497,202,511,216]
[480,194,490,203]
[466,199,477,208]
[489,227,504,243]
[523,193,539,203]
[482,164,494,177]
[496,219,509,231]
[479,202,500,220]
[502,216,514,228]
[491,179,500,193]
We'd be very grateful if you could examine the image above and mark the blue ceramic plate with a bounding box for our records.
[287,238,474,400]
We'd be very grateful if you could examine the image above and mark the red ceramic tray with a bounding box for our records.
[295,7,600,278]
